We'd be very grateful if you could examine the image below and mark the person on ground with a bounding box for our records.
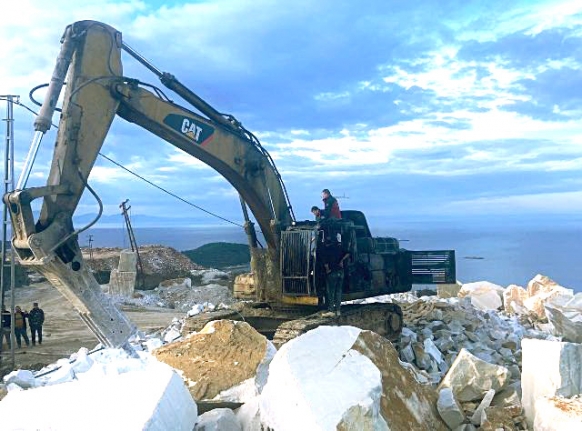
[311,206,323,221]
[28,302,45,346]
[320,238,350,318]
[321,189,341,219]
[13,306,30,348]
[1,306,11,348]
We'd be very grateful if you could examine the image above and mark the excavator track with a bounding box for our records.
[271,302,403,349]
[181,302,404,349]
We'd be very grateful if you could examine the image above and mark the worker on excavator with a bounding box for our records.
[311,206,323,221]
[320,237,350,317]
[321,189,341,219]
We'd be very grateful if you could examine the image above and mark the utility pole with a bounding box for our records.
[88,234,94,264]
[119,200,145,289]
[0,95,18,368]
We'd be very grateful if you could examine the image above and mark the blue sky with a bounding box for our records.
[1,0,582,229]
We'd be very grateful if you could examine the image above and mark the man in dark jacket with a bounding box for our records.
[1,306,11,348]
[321,189,341,219]
[320,239,349,317]
[28,302,45,346]
[14,306,30,348]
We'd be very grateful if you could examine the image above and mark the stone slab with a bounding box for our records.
[0,363,197,430]
[521,338,582,427]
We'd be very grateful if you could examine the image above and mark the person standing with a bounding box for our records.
[1,306,11,348]
[13,306,30,348]
[28,302,45,346]
[320,239,349,317]
[321,189,341,219]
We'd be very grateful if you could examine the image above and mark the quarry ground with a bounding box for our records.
[0,282,180,377]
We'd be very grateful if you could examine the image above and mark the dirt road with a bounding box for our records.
[0,282,181,377]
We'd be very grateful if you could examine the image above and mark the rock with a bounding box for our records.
[0,362,197,431]
[437,282,462,298]
[159,277,192,288]
[190,269,230,285]
[480,405,523,431]
[401,327,418,343]
[503,284,529,314]
[459,281,504,311]
[108,250,138,296]
[154,320,275,401]
[163,327,181,343]
[400,343,416,363]
[521,338,582,427]
[42,362,76,386]
[412,342,433,370]
[233,273,256,299]
[544,293,582,343]
[236,397,261,431]
[525,286,574,318]
[534,396,582,431]
[195,408,242,431]
[145,337,163,351]
[343,330,449,430]
[492,386,521,408]
[437,387,465,429]
[438,348,509,402]
[424,338,444,365]
[507,364,521,381]
[70,348,94,374]
[470,388,495,425]
[2,369,38,389]
[527,274,559,297]
[523,275,574,319]
[259,326,447,431]
[421,327,434,340]
[108,268,136,296]
[188,303,206,316]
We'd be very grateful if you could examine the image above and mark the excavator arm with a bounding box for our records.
[4,20,293,350]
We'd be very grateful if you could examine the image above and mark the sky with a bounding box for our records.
[1,0,582,230]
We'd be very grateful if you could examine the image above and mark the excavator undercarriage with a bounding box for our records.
[181,302,404,349]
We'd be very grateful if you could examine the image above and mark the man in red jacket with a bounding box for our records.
[321,189,341,219]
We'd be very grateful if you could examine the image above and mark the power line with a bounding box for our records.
[99,153,243,228]
[3,98,245,228]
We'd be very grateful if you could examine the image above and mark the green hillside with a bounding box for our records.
[183,242,250,268]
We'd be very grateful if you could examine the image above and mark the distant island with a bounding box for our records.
[183,242,250,269]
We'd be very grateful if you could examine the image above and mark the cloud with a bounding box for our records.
[2,0,582,225]
[444,190,582,214]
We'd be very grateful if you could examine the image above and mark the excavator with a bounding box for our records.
[4,21,456,352]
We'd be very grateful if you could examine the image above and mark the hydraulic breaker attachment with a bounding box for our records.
[4,188,137,352]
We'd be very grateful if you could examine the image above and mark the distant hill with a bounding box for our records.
[183,242,250,269]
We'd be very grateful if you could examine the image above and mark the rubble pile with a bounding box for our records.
[395,295,525,383]
[112,268,235,315]
[154,270,233,312]
[1,271,581,430]
[83,246,203,289]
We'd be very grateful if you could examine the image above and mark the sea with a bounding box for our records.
[78,220,582,293]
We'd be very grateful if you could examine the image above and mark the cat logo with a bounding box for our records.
[163,114,215,146]
[181,118,203,141]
